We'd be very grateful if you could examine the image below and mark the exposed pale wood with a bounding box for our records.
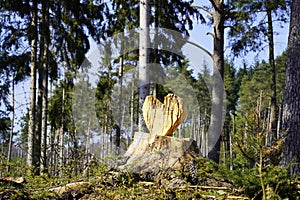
[187,185,231,190]
[142,93,186,137]
[138,181,155,186]
[48,181,89,194]
[0,177,25,184]
[226,196,250,199]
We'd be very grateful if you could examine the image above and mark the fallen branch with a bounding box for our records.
[226,196,250,199]
[138,181,155,187]
[0,177,25,186]
[181,185,231,191]
[48,181,89,195]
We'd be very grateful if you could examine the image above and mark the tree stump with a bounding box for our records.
[119,94,201,180]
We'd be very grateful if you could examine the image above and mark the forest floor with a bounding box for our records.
[0,158,299,199]
[0,174,246,199]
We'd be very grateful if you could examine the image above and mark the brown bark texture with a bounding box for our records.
[281,0,300,175]
[208,0,225,164]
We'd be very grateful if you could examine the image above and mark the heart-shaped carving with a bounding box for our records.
[142,93,187,136]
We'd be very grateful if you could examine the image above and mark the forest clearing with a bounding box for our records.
[1,0,300,199]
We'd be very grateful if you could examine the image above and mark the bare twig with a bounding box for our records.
[192,5,213,16]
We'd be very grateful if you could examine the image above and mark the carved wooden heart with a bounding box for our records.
[142,93,187,136]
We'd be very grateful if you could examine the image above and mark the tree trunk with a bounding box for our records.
[280,0,300,175]
[208,0,225,164]
[277,102,283,137]
[27,0,38,169]
[138,0,150,132]
[86,119,91,157]
[104,116,109,156]
[229,115,234,170]
[101,125,105,159]
[59,87,65,174]
[7,75,15,172]
[48,83,54,175]
[116,56,123,154]
[37,64,43,174]
[129,72,135,146]
[73,128,79,176]
[266,4,278,145]
[40,0,49,174]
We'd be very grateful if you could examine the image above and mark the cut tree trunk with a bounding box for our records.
[119,135,200,180]
[119,94,201,180]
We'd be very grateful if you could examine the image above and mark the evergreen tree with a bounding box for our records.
[73,71,99,160]
[48,80,76,175]
[95,71,115,156]
[222,61,239,167]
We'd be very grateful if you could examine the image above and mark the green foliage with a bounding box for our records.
[1,160,110,199]
[219,163,298,199]
[0,117,10,142]
[232,54,286,167]
[194,158,219,180]
[0,52,30,115]
[227,0,289,57]
[18,112,29,145]
[48,80,74,131]
[274,51,287,102]
[106,0,199,37]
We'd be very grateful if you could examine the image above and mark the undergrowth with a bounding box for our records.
[217,163,299,199]
[1,156,299,199]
